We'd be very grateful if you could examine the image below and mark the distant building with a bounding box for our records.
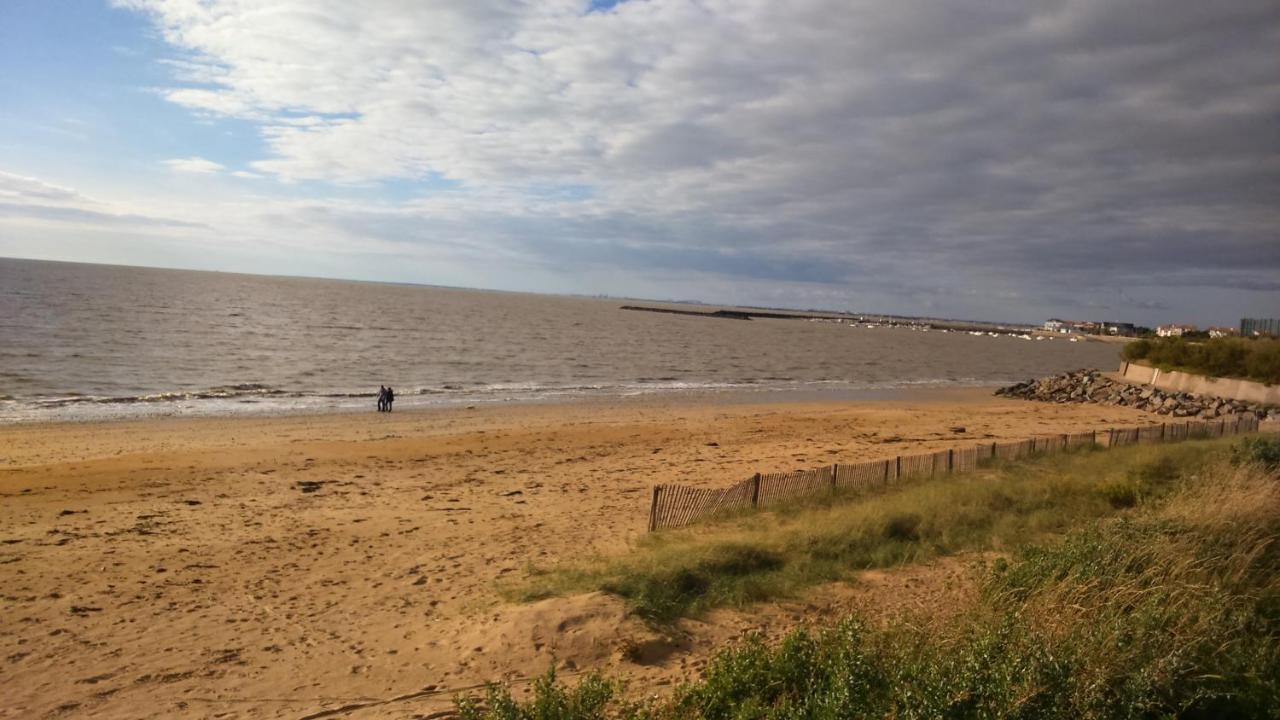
[1101,321,1136,337]
[1043,319,1073,333]
[1044,318,1105,334]
[1241,318,1280,337]
[1156,324,1198,337]
[1207,327,1237,338]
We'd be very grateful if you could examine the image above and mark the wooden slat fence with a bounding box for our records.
[899,452,934,479]
[834,459,895,492]
[952,446,979,473]
[648,414,1263,531]
[758,466,833,508]
[1067,431,1097,447]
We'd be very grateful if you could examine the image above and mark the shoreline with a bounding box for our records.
[0,388,1158,718]
[0,385,1001,468]
[0,380,1011,429]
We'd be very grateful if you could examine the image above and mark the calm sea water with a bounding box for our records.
[0,258,1121,423]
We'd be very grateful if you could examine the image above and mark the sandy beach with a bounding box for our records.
[0,390,1158,719]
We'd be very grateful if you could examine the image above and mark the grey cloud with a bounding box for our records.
[610,123,748,172]
[113,0,1280,325]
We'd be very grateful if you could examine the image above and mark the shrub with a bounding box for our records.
[1097,480,1138,508]
[882,512,922,541]
[1233,436,1280,471]
[1125,336,1280,384]
[1122,338,1151,361]
[1245,342,1280,385]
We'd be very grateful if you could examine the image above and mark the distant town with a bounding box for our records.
[1041,317,1280,339]
[622,302,1280,342]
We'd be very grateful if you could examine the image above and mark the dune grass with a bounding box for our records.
[465,439,1280,719]
[514,439,1228,623]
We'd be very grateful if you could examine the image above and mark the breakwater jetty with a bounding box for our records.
[620,304,1038,334]
[620,305,754,320]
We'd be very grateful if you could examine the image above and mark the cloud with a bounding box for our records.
[0,202,202,229]
[0,169,203,230]
[94,0,1280,324]
[0,171,91,205]
[162,156,226,173]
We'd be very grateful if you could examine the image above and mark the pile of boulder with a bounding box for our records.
[995,369,1278,421]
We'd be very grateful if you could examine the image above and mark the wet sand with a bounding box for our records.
[0,390,1156,719]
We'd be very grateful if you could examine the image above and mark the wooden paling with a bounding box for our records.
[835,458,893,492]
[646,415,1260,530]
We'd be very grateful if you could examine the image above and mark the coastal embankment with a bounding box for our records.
[1118,361,1280,406]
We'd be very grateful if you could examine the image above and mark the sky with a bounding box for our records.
[0,0,1277,327]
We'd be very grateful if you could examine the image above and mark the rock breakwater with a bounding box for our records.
[996,369,1278,421]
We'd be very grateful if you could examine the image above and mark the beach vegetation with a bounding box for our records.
[514,439,1224,623]
[466,442,1280,718]
[1122,335,1280,384]
[1233,435,1280,470]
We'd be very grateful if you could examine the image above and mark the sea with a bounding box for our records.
[0,258,1122,423]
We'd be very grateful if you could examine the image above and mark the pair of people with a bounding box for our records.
[377,385,395,412]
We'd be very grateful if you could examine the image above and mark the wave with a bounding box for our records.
[29,383,289,407]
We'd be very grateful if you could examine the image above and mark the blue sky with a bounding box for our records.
[1,3,255,183]
[1,0,1277,326]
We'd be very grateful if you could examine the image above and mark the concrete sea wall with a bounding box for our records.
[1119,362,1280,406]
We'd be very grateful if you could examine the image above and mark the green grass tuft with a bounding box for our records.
[456,668,620,720]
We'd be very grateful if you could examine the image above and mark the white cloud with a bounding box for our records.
[0,171,92,205]
[0,169,204,230]
[162,156,227,173]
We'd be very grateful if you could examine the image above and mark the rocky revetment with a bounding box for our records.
[996,369,1278,421]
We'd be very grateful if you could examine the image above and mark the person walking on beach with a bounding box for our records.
[385,386,395,412]
[377,385,387,412]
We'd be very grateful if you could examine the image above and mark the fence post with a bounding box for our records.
[648,486,660,532]
[947,448,954,473]
[896,455,902,480]
[883,458,890,484]
[750,473,761,508]
[1091,429,1096,447]
[1160,423,1166,442]
[830,463,839,493]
